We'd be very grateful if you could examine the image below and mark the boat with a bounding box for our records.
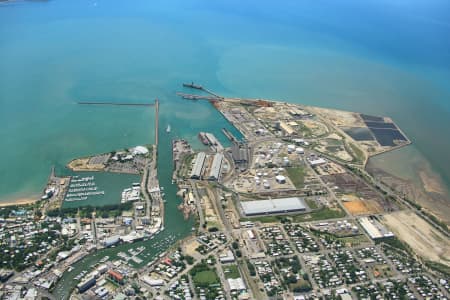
[198,132,209,145]
[166,124,171,133]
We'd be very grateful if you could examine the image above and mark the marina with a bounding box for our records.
[62,172,141,208]
[65,176,105,202]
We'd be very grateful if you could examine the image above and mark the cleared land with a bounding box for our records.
[342,194,383,215]
[383,211,450,266]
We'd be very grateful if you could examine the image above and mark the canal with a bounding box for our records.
[52,99,241,299]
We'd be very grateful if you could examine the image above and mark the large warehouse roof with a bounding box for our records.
[241,197,307,216]
[190,152,206,179]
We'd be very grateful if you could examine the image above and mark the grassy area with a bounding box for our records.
[193,270,219,286]
[337,235,370,247]
[425,261,450,277]
[240,215,282,223]
[178,153,195,178]
[349,143,365,164]
[292,206,346,222]
[305,198,318,209]
[240,206,346,224]
[289,279,312,293]
[223,264,240,279]
[286,167,306,188]
[376,237,412,254]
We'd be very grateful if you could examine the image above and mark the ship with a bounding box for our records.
[166,124,171,133]
[183,81,203,90]
[198,132,209,145]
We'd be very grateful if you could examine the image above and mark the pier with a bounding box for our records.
[181,82,224,99]
[176,92,222,101]
[77,101,155,106]
[221,127,237,142]
[154,98,159,148]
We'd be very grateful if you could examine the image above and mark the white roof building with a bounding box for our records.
[190,152,206,179]
[208,153,223,181]
[227,278,246,291]
[132,146,149,156]
[241,197,307,216]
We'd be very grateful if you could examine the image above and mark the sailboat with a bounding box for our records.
[166,124,171,133]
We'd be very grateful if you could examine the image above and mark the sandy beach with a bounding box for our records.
[0,197,38,208]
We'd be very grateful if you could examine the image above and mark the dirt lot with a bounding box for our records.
[343,198,382,215]
[383,211,450,266]
[183,239,201,258]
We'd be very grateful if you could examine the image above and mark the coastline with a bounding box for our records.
[367,146,450,225]
[0,197,38,207]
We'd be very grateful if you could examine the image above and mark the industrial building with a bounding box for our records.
[232,142,249,163]
[278,121,295,135]
[227,278,246,291]
[190,152,206,179]
[241,197,307,216]
[208,153,223,181]
[359,217,394,240]
[77,276,96,293]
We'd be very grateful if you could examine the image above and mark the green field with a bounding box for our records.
[193,270,220,286]
[223,264,240,279]
[286,167,306,188]
[292,207,346,222]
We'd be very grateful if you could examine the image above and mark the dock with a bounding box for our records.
[77,101,154,106]
[221,127,237,142]
[176,92,222,101]
[181,82,224,100]
[154,98,159,148]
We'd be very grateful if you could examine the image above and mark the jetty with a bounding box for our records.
[181,82,224,99]
[221,127,237,142]
[176,92,222,102]
[77,101,154,106]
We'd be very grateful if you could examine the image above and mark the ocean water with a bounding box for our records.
[1,0,449,199]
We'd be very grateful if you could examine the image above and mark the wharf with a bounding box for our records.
[182,82,223,99]
[78,101,154,106]
[176,92,222,101]
[221,127,237,142]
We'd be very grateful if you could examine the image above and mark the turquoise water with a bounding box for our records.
[60,171,141,208]
[1,1,449,297]
[1,0,450,200]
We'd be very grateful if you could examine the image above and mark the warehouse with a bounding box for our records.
[241,197,308,216]
[208,153,223,181]
[190,152,206,179]
[359,217,394,240]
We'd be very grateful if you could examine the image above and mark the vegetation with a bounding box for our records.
[425,261,450,277]
[246,260,256,276]
[240,206,345,224]
[286,167,306,188]
[223,264,240,279]
[349,142,365,164]
[376,237,411,253]
[47,202,133,218]
[292,206,346,222]
[190,261,222,299]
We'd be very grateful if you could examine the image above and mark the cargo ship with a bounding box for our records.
[198,132,209,145]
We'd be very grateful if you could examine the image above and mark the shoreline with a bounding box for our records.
[0,197,38,208]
